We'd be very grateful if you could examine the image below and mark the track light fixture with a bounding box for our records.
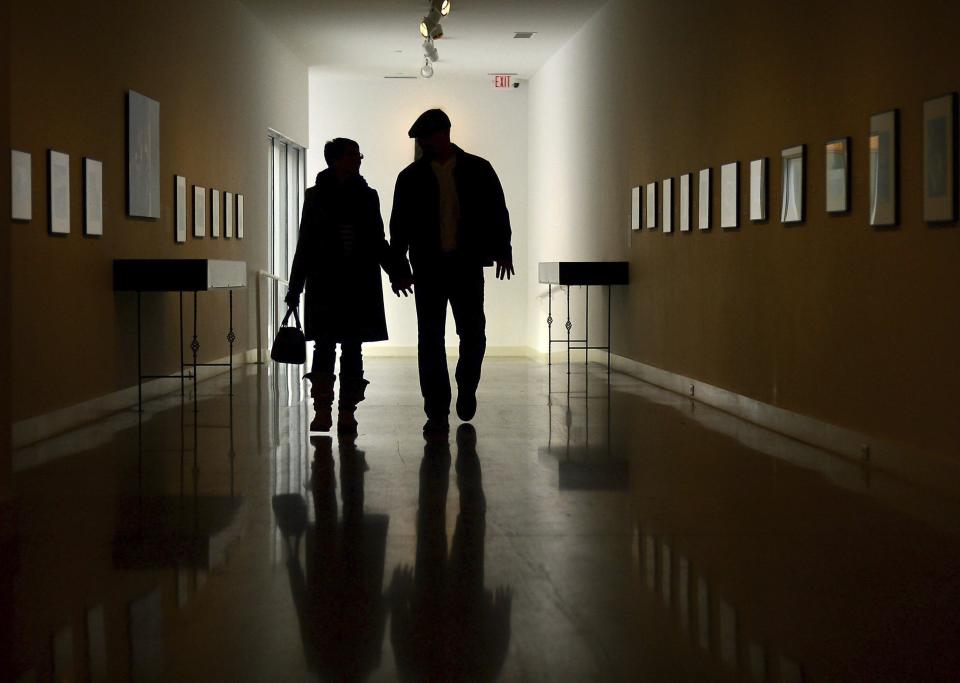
[440,0,451,16]
[420,58,434,78]
[423,38,439,63]
[417,0,450,77]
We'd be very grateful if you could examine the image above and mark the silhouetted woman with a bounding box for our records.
[286,138,392,434]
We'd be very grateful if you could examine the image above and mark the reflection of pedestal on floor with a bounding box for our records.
[537,262,629,394]
[541,374,628,491]
[113,259,247,413]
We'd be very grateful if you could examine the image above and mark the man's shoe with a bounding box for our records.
[422,418,450,439]
[456,388,477,421]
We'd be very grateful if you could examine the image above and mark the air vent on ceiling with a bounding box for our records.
[384,75,418,79]
[513,32,538,39]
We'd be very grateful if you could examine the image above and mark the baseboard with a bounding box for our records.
[594,350,960,503]
[12,349,258,452]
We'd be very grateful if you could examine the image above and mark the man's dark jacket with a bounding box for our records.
[389,145,511,278]
[288,169,391,343]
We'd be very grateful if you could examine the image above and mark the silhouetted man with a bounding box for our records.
[389,109,515,437]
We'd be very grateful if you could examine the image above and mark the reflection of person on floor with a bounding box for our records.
[272,435,389,681]
[389,425,513,682]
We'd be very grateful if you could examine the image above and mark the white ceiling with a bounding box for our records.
[240,0,607,79]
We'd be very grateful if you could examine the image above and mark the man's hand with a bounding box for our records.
[392,276,414,298]
[495,258,515,281]
[284,290,300,308]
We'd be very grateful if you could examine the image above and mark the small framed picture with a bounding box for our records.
[237,194,244,239]
[679,173,692,232]
[193,186,206,238]
[780,145,805,224]
[662,178,673,233]
[720,162,739,229]
[646,182,657,230]
[210,188,221,238]
[869,110,898,227]
[83,158,103,237]
[749,158,767,222]
[825,138,850,214]
[225,191,234,238]
[11,150,32,221]
[631,186,641,231]
[175,175,187,243]
[923,94,956,223]
[48,149,70,235]
[698,168,711,231]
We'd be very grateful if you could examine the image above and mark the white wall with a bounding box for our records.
[307,73,530,352]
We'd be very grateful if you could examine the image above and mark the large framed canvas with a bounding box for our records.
[825,138,850,214]
[923,94,956,222]
[749,158,767,222]
[193,186,206,238]
[780,145,805,224]
[869,110,898,227]
[720,162,739,229]
[211,189,221,238]
[679,173,692,232]
[237,194,244,239]
[662,178,673,233]
[225,191,234,238]
[127,90,160,219]
[175,175,187,243]
[83,158,104,236]
[631,186,641,231]
[11,150,32,221]
[646,182,657,230]
[698,168,711,231]
[48,149,70,235]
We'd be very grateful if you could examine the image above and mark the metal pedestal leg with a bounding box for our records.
[227,290,236,397]
[137,291,143,413]
[191,292,199,414]
[547,286,553,394]
[179,292,185,399]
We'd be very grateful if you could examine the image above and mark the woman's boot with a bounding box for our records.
[304,372,335,432]
[337,374,370,435]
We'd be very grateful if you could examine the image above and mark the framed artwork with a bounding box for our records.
[193,186,206,238]
[211,189,221,238]
[923,94,956,222]
[869,110,898,227]
[646,182,657,229]
[662,178,673,233]
[83,158,103,236]
[48,149,70,235]
[631,186,641,231]
[749,158,767,221]
[679,173,692,232]
[698,168,711,231]
[175,175,187,243]
[127,90,160,219]
[825,138,850,214]
[225,191,234,238]
[720,162,739,229]
[11,150,32,221]
[237,194,244,239]
[780,145,805,224]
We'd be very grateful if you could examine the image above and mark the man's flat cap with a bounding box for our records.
[408,109,451,138]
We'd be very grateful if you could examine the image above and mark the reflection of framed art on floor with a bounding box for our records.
[923,94,956,223]
[780,145,805,224]
[869,110,898,228]
[825,138,850,214]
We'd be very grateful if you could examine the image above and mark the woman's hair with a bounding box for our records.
[324,137,360,166]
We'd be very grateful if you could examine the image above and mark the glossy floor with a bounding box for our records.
[5,358,960,682]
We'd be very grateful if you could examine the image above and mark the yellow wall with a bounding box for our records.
[528,0,960,458]
[9,0,308,424]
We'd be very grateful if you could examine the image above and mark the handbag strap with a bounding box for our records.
[280,305,302,330]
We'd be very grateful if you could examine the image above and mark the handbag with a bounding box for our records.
[270,306,306,364]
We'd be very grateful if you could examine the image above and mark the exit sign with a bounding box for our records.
[493,74,512,89]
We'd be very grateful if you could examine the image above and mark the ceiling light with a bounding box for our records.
[420,59,434,78]
[440,0,451,16]
[423,38,439,63]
